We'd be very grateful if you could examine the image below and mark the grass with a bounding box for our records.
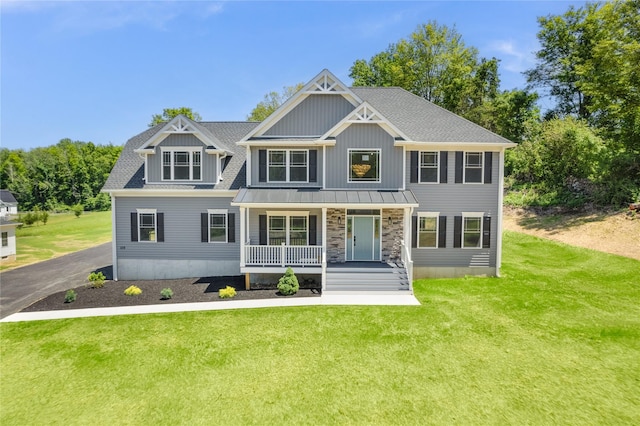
[1,232,639,424]
[0,211,111,271]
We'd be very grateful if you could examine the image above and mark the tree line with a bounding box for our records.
[0,139,122,212]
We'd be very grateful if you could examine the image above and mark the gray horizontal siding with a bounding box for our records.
[147,134,217,183]
[264,95,354,136]
[115,197,238,261]
[326,124,403,189]
[250,146,323,188]
[407,151,500,267]
[247,208,324,246]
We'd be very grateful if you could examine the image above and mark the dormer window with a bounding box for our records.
[161,147,202,181]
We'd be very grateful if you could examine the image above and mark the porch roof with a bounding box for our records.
[231,188,419,208]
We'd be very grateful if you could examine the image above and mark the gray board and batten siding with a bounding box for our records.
[262,94,355,137]
[115,197,240,279]
[406,150,499,271]
[146,134,218,184]
[325,124,404,190]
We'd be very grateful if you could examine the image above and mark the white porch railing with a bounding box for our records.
[400,239,414,293]
[244,244,323,266]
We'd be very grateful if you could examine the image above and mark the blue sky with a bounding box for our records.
[1,0,587,150]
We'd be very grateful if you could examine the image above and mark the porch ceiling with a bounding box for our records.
[231,188,419,208]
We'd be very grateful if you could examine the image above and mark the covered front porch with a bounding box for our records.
[231,188,419,291]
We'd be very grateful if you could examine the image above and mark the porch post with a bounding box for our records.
[321,207,327,291]
[239,207,246,267]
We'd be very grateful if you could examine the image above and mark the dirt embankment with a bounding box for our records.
[502,207,640,261]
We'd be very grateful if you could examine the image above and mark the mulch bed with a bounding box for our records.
[22,276,321,312]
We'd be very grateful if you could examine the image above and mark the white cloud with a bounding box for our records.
[487,38,536,73]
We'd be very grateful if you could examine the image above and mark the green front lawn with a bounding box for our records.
[1,211,111,271]
[1,232,639,424]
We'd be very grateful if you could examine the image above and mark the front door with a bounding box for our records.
[347,215,381,261]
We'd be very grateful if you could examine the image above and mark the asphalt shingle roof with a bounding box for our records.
[0,190,17,204]
[351,87,515,144]
[102,122,258,191]
[103,86,514,192]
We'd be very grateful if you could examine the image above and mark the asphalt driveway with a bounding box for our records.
[0,242,112,319]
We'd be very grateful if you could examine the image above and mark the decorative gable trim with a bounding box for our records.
[240,69,363,142]
[320,102,410,141]
[134,115,231,155]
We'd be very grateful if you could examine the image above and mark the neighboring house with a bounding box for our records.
[0,217,21,262]
[102,69,515,292]
[0,190,18,217]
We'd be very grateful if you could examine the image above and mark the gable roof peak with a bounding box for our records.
[240,69,363,142]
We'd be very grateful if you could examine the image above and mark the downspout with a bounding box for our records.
[218,152,228,184]
[496,148,505,277]
[111,194,118,281]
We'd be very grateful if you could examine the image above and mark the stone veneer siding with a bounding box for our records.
[381,208,404,263]
[326,208,345,262]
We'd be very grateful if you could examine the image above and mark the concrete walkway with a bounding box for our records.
[0,293,421,322]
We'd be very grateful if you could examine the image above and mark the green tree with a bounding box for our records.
[247,83,304,121]
[524,4,599,120]
[149,107,202,127]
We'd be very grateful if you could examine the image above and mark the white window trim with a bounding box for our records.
[417,212,439,249]
[136,208,157,243]
[348,148,381,183]
[463,151,484,184]
[207,209,228,244]
[160,147,203,182]
[461,212,484,249]
[419,151,440,184]
[266,211,309,246]
[266,149,309,183]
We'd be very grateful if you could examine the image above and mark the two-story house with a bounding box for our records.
[103,69,515,292]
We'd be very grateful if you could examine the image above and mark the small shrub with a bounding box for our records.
[124,285,142,296]
[219,286,236,299]
[277,267,299,295]
[22,212,37,226]
[72,204,84,218]
[64,289,77,303]
[87,271,106,288]
[160,288,173,300]
[39,211,49,225]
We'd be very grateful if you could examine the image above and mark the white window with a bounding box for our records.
[420,151,439,183]
[268,150,308,183]
[161,148,203,181]
[267,212,308,246]
[464,152,483,183]
[349,149,380,182]
[137,209,157,242]
[462,212,483,248]
[418,212,439,248]
[1,232,8,247]
[208,209,227,243]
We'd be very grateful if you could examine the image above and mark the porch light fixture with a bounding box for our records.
[337,216,342,225]
[388,216,393,226]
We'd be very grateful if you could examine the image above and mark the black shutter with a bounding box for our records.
[309,150,317,183]
[453,215,462,248]
[157,213,164,242]
[130,212,138,242]
[455,151,463,183]
[309,215,317,245]
[440,151,448,183]
[483,216,491,248]
[201,213,208,242]
[227,213,235,243]
[484,152,493,184]
[258,149,267,182]
[259,215,267,245]
[410,151,418,183]
[411,215,418,248]
[438,216,447,248]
